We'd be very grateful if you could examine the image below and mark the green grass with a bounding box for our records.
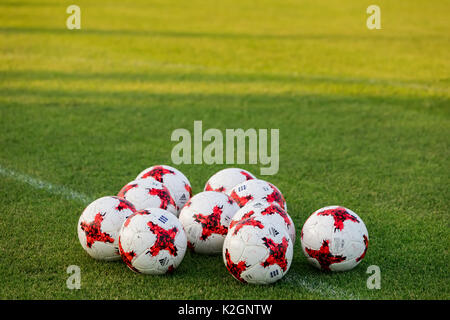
[0,0,449,299]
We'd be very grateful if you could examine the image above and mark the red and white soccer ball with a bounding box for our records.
[301,206,369,272]
[77,196,136,260]
[223,215,293,284]
[178,191,239,254]
[230,200,296,245]
[229,179,287,211]
[204,168,256,196]
[118,208,187,274]
[136,165,192,214]
[118,178,178,215]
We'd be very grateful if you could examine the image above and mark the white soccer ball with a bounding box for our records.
[136,165,192,213]
[204,168,256,195]
[230,200,296,245]
[229,179,287,211]
[77,196,136,260]
[178,191,239,254]
[301,206,369,272]
[117,178,178,215]
[118,208,187,274]
[223,215,293,284]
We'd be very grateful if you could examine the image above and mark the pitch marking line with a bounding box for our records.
[0,165,93,204]
[284,273,362,300]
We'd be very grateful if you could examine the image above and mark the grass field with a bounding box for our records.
[0,0,449,300]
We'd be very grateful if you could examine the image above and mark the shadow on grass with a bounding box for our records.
[0,26,446,42]
[0,84,447,117]
[1,70,444,90]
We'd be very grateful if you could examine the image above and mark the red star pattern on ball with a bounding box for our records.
[229,190,253,207]
[113,197,136,212]
[264,186,285,210]
[224,249,248,283]
[261,204,291,226]
[205,183,225,193]
[118,237,139,273]
[193,205,228,240]
[261,236,289,271]
[184,183,193,197]
[229,210,255,229]
[304,239,346,271]
[240,171,254,181]
[117,183,138,198]
[80,212,115,248]
[232,217,264,235]
[317,207,359,231]
[148,187,177,210]
[141,166,175,182]
[356,234,369,262]
[147,221,179,256]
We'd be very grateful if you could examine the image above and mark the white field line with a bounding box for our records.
[0,165,93,204]
[283,272,362,300]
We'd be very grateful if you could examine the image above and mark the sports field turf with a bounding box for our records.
[0,0,448,300]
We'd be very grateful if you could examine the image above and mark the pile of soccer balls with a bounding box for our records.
[77,165,369,284]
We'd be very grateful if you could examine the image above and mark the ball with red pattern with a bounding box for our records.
[118,178,178,215]
[229,179,287,211]
[301,206,369,272]
[178,191,239,254]
[118,208,187,274]
[204,168,256,196]
[136,165,192,214]
[229,200,296,245]
[223,215,293,284]
[77,196,136,261]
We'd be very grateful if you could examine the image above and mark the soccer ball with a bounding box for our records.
[229,179,287,211]
[77,196,136,260]
[178,191,239,254]
[301,206,369,272]
[118,208,187,274]
[204,168,256,195]
[136,165,192,213]
[229,200,296,245]
[117,178,178,215]
[223,215,293,284]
